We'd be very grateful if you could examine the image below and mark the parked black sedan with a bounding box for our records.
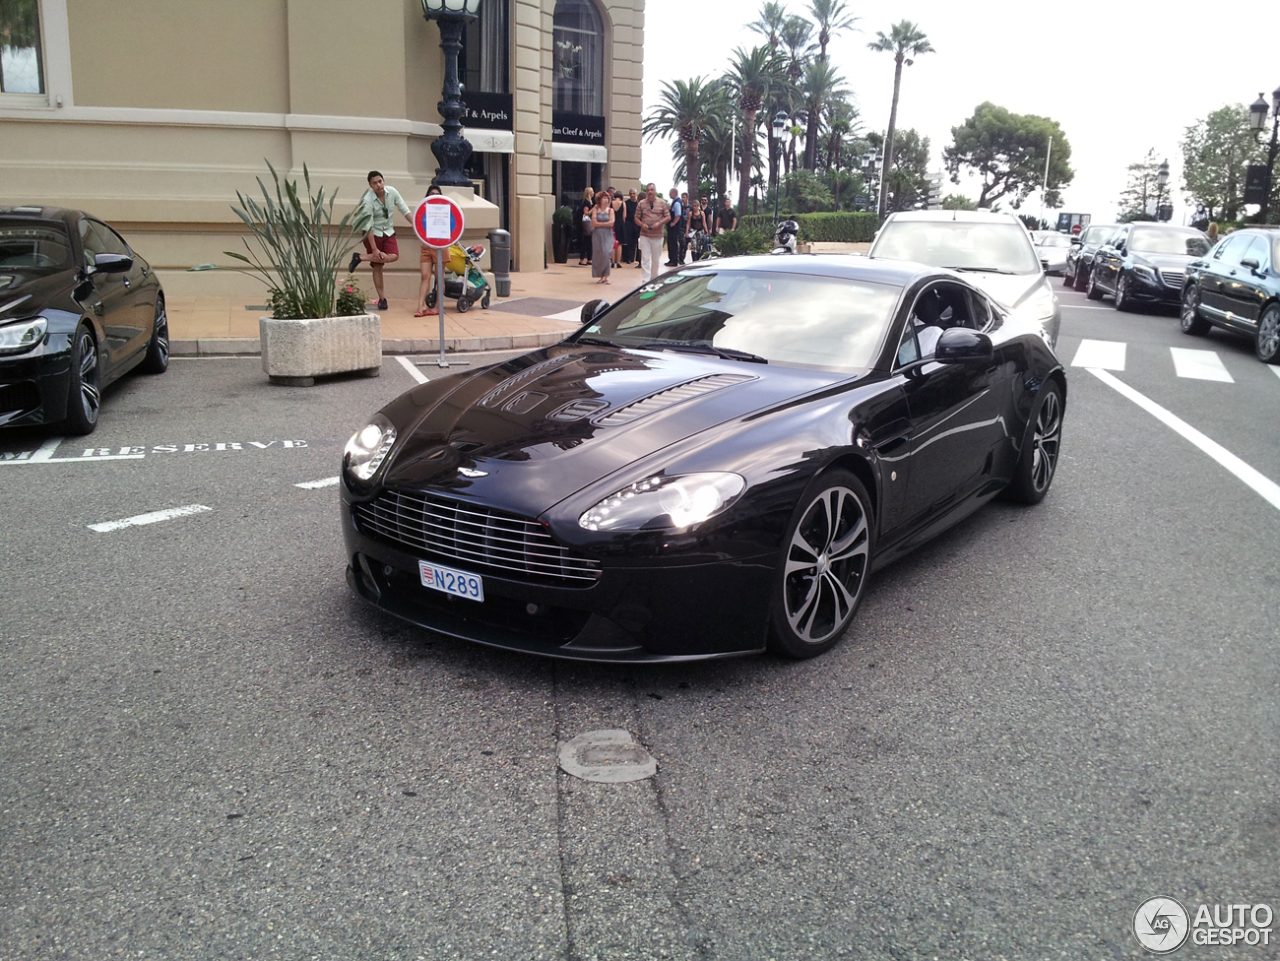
[1086,223,1213,310]
[341,257,1067,662]
[1180,227,1280,363]
[0,206,168,434]
[1063,222,1118,289]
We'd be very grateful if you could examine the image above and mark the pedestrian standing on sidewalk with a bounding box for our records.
[577,187,595,266]
[609,187,625,269]
[414,184,444,317]
[665,188,684,266]
[714,196,738,234]
[636,183,670,283]
[623,188,640,266]
[590,190,616,284]
[677,193,692,265]
[349,170,412,311]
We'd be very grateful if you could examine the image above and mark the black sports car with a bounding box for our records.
[1085,224,1213,310]
[341,257,1067,662]
[0,206,168,434]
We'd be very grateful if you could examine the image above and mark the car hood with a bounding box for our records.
[0,268,78,320]
[961,271,1046,309]
[379,343,854,518]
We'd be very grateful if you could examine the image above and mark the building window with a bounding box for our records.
[553,0,602,116]
[462,0,508,94]
[1,0,44,94]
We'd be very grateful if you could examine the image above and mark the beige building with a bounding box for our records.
[0,0,644,298]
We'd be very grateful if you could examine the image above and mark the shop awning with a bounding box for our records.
[463,128,514,154]
[550,142,607,163]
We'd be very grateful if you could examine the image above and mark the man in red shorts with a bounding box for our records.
[348,170,412,311]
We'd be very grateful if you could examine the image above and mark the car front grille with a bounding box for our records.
[1160,270,1185,288]
[354,490,601,587]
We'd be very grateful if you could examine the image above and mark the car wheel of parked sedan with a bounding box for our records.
[1180,285,1210,335]
[139,297,169,374]
[64,325,101,436]
[1114,273,1132,311]
[1257,304,1280,363]
[1005,382,1063,505]
[1085,266,1104,300]
[769,470,873,659]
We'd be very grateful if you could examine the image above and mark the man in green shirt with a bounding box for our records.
[348,170,412,310]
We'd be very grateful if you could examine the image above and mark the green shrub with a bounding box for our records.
[335,276,367,316]
[713,226,772,257]
[552,205,576,227]
[738,211,878,243]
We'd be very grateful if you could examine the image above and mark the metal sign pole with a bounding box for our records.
[432,247,466,368]
[412,194,468,371]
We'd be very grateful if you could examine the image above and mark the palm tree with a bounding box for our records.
[808,0,859,62]
[823,96,860,173]
[642,77,723,206]
[725,45,783,214]
[779,16,813,85]
[801,59,847,171]
[748,1,788,52]
[868,20,934,220]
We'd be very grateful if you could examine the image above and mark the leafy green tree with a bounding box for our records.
[1181,105,1262,221]
[1116,150,1163,222]
[868,21,935,219]
[943,102,1073,209]
[940,193,977,210]
[808,0,859,62]
[643,77,726,206]
[884,128,930,213]
[726,45,785,214]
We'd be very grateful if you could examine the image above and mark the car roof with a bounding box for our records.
[0,206,81,226]
[683,253,950,288]
[882,209,1023,224]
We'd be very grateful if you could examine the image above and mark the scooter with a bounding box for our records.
[771,219,799,255]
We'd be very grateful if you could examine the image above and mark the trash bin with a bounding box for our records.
[487,228,511,297]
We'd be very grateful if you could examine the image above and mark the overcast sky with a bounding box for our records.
[638,0,1280,223]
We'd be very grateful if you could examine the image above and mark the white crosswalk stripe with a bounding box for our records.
[1170,348,1234,383]
[1271,365,1280,381]
[1071,339,1126,370]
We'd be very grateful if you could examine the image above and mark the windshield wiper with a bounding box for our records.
[636,341,768,364]
[947,265,1018,275]
[574,336,619,347]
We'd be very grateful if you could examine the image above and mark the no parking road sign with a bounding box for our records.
[413,194,465,248]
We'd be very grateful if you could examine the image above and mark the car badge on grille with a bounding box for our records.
[458,467,488,478]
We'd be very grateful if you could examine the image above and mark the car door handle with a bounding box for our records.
[93,301,104,316]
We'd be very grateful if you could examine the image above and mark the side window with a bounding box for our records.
[895,323,920,367]
[78,219,104,267]
[1214,234,1243,265]
[967,292,992,331]
[88,221,130,257]
[899,283,972,364]
[1243,235,1270,269]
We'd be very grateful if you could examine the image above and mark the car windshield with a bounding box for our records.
[872,220,1041,274]
[1036,233,1070,248]
[579,269,900,371]
[1129,228,1212,257]
[1082,226,1115,244]
[0,219,73,274]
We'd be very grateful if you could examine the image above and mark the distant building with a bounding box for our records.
[0,0,645,296]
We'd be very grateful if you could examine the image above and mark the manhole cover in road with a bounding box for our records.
[558,729,657,783]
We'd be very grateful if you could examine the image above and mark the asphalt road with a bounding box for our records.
[1,291,1277,961]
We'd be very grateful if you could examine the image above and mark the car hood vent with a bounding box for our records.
[593,373,756,426]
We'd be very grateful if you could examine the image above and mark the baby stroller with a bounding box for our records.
[425,243,491,312]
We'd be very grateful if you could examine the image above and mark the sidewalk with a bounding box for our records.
[167,244,867,355]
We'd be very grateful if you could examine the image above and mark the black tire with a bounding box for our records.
[1063,263,1077,289]
[1005,382,1064,505]
[64,324,101,436]
[138,296,169,374]
[1113,272,1132,312]
[456,295,471,313]
[481,290,491,310]
[1085,266,1104,300]
[768,469,873,659]
[1257,303,1280,364]
[426,290,437,308]
[1180,285,1210,335]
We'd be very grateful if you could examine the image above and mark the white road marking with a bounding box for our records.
[30,436,62,462]
[396,355,429,384]
[545,306,586,323]
[1071,339,1127,370]
[88,504,214,533]
[295,476,340,489]
[1270,364,1280,381]
[1170,347,1234,382]
[1061,305,1115,311]
[1086,368,1280,512]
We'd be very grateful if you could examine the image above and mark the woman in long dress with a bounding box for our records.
[590,191,615,284]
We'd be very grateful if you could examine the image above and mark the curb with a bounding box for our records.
[170,330,571,357]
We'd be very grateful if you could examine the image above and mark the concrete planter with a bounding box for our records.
[259,313,382,386]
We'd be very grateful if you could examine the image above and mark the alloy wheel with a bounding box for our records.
[783,486,870,646]
[1115,274,1129,310]
[1181,286,1208,335]
[1030,389,1062,493]
[1258,306,1280,363]
[78,329,100,424]
[155,305,169,365]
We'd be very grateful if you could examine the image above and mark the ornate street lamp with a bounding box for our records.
[1248,86,1280,223]
[772,112,788,224]
[421,0,481,187]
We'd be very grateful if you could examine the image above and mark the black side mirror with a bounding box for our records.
[580,299,609,324]
[92,252,133,274]
[934,327,994,364]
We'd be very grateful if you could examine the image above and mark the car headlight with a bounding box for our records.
[0,317,47,355]
[344,414,397,482]
[579,472,746,532]
[1132,264,1156,281]
[1014,286,1057,323]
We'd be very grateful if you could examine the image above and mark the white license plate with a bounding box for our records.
[418,560,484,602]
